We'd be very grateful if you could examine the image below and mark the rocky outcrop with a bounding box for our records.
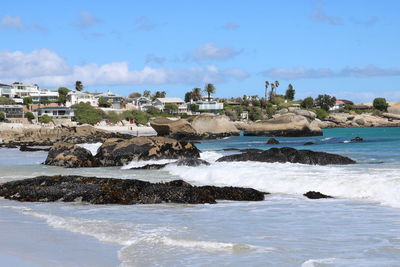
[267,138,280,145]
[0,125,131,146]
[216,147,356,165]
[95,137,200,166]
[351,137,363,142]
[19,146,51,152]
[174,158,210,167]
[236,113,323,137]
[322,113,400,128]
[130,159,210,170]
[304,191,333,199]
[150,118,197,139]
[44,142,100,168]
[0,175,266,204]
[150,114,240,140]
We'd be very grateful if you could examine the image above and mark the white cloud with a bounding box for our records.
[75,11,102,28]
[0,15,46,32]
[223,22,240,30]
[262,65,400,80]
[0,49,249,87]
[191,42,241,61]
[0,15,24,30]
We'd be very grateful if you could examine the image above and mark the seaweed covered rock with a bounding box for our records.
[0,176,265,204]
[216,147,356,165]
[44,142,100,168]
[95,136,200,166]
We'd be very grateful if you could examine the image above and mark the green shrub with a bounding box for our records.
[73,103,105,125]
[0,112,5,122]
[373,98,388,112]
[38,114,53,123]
[98,96,112,108]
[301,97,314,109]
[315,94,336,112]
[122,110,150,125]
[315,108,329,120]
[25,112,35,121]
[0,97,15,105]
[105,111,123,124]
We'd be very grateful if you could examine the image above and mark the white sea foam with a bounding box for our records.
[200,150,226,162]
[76,143,103,156]
[165,161,400,208]
[301,257,337,266]
[321,137,333,141]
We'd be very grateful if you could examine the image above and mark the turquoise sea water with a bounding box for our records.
[0,127,400,266]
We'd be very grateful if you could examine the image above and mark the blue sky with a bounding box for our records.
[1,0,399,102]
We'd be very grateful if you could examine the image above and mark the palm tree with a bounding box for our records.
[192,88,202,101]
[75,81,83,91]
[204,83,216,102]
[265,81,269,99]
[274,80,280,95]
[270,83,276,100]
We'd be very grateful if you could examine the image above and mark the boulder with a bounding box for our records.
[238,113,323,137]
[382,113,400,120]
[190,114,240,138]
[351,137,363,142]
[150,114,239,140]
[353,116,365,126]
[20,145,51,152]
[0,175,266,204]
[303,142,315,146]
[174,158,210,167]
[304,191,333,199]
[44,142,100,168]
[267,138,280,145]
[294,109,316,120]
[95,136,200,166]
[130,163,168,170]
[216,147,356,165]
[150,117,197,138]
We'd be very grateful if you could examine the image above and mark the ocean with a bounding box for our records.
[0,127,400,266]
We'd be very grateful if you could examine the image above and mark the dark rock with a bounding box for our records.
[0,175,265,204]
[44,142,101,168]
[174,158,210,167]
[351,137,363,142]
[303,142,315,146]
[267,138,280,145]
[239,149,264,153]
[0,144,18,148]
[304,191,333,199]
[95,137,200,166]
[20,145,51,152]
[130,163,169,170]
[216,147,356,165]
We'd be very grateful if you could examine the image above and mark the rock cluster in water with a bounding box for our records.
[150,114,240,140]
[0,175,266,204]
[44,136,200,168]
[216,147,356,165]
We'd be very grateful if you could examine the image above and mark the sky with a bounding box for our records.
[0,0,399,103]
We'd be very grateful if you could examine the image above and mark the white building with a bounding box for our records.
[130,97,153,111]
[0,83,13,98]
[153,97,187,113]
[66,91,98,107]
[38,107,75,120]
[30,91,59,104]
[190,96,224,114]
[11,82,40,98]
[95,91,125,109]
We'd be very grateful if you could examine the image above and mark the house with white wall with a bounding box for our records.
[153,97,187,113]
[66,91,98,107]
